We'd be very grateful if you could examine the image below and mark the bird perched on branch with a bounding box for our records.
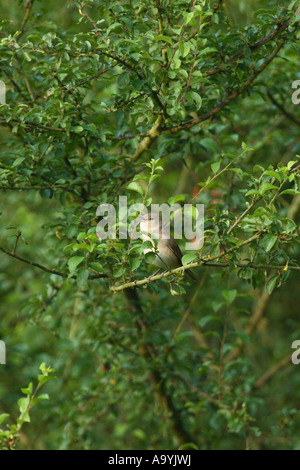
[139,212,197,280]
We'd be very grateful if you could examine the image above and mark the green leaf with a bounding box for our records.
[187,91,202,110]
[153,35,172,44]
[127,182,144,196]
[66,224,77,238]
[261,233,277,252]
[129,257,141,271]
[168,194,185,205]
[68,256,85,273]
[211,161,221,173]
[264,170,282,182]
[179,442,199,450]
[0,414,9,426]
[70,126,84,133]
[266,275,279,295]
[90,262,105,273]
[199,46,218,56]
[118,72,130,89]
[245,189,260,196]
[280,189,300,196]
[183,11,194,25]
[222,289,237,304]
[18,396,30,415]
[199,315,222,328]
[179,41,190,57]
[113,266,125,278]
[259,183,278,194]
[145,252,157,265]
[12,157,25,168]
[182,253,197,265]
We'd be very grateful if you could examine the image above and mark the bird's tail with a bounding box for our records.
[185,268,198,281]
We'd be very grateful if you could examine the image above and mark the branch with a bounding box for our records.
[0,177,106,192]
[18,0,34,39]
[109,231,300,292]
[79,4,167,116]
[203,19,290,78]
[225,185,300,362]
[161,41,285,135]
[0,118,138,143]
[226,288,271,363]
[172,280,204,342]
[132,114,163,162]
[267,91,300,128]
[0,245,69,277]
[125,288,196,445]
[111,261,300,292]
[100,51,168,117]
[0,246,106,280]
[227,197,263,235]
[254,354,292,389]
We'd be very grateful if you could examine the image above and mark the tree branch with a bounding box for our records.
[0,245,106,280]
[161,41,285,135]
[254,354,292,389]
[226,288,271,363]
[18,0,34,39]
[132,114,163,162]
[109,231,300,292]
[125,288,196,445]
[111,262,300,292]
[267,91,300,128]
[227,197,263,235]
[203,19,290,78]
[0,245,69,277]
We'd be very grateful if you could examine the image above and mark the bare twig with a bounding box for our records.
[227,197,262,235]
[254,354,292,389]
[172,280,204,342]
[0,245,106,280]
[267,92,300,128]
[19,0,34,39]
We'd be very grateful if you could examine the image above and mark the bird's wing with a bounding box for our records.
[168,237,183,265]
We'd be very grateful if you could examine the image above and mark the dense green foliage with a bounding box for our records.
[1,0,300,450]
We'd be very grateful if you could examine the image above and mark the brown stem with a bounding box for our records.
[19,0,34,39]
[0,245,106,280]
[162,41,285,135]
[267,91,300,128]
[203,19,290,78]
[125,288,196,445]
[226,289,271,362]
[254,355,292,389]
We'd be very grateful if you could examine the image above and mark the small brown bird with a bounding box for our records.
[139,213,197,280]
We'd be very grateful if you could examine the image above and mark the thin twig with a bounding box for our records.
[0,245,107,280]
[254,354,292,389]
[267,91,300,128]
[19,0,34,39]
[161,41,285,135]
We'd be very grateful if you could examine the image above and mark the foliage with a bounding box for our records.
[0,0,300,450]
[0,363,55,450]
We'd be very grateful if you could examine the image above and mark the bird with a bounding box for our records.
[139,212,197,280]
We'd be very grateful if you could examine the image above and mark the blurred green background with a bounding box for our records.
[1,0,300,450]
